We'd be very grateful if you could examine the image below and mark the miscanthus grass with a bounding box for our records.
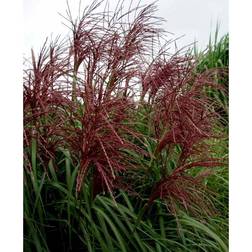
[24,1,228,251]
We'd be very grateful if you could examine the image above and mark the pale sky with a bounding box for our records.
[23,0,228,56]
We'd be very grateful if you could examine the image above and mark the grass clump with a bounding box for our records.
[24,1,228,251]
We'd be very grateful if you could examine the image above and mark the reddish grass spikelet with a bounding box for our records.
[140,48,225,215]
[58,1,162,195]
[23,38,71,168]
[142,55,222,162]
[63,0,163,101]
[148,160,223,216]
[64,94,144,196]
[141,56,192,101]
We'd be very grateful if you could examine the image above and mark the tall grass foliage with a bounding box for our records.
[24,1,228,251]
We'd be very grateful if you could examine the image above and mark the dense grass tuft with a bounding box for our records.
[24,1,228,251]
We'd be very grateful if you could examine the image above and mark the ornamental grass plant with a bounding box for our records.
[24,1,228,251]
